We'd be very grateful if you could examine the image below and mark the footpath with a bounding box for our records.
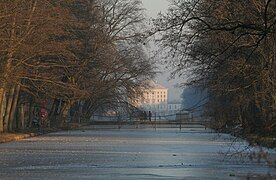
[0,132,38,143]
[0,123,86,143]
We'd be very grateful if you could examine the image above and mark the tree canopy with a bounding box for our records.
[0,0,155,132]
[155,0,275,136]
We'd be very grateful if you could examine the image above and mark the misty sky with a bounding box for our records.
[141,0,170,18]
[141,0,183,102]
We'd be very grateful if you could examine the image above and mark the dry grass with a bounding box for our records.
[0,132,37,143]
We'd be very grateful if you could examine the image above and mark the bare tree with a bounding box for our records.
[154,0,275,142]
[0,0,76,132]
[0,0,155,131]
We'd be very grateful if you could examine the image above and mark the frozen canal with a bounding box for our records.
[0,125,275,179]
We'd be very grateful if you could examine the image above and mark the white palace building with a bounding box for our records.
[137,81,182,120]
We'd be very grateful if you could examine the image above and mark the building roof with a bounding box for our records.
[148,81,167,90]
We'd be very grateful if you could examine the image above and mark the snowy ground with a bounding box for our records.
[0,125,275,179]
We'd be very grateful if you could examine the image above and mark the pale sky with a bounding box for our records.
[141,0,170,18]
[141,0,183,102]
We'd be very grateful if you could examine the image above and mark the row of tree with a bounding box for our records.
[155,0,275,137]
[0,0,154,133]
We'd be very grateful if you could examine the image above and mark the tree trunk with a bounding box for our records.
[59,102,71,128]
[8,85,20,131]
[0,88,5,133]
[78,103,83,124]
[3,87,15,132]
[18,103,25,130]
[49,99,59,127]
[28,100,34,128]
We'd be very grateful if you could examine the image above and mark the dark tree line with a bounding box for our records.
[0,0,154,132]
[154,0,275,138]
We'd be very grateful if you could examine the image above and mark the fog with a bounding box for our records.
[141,0,183,102]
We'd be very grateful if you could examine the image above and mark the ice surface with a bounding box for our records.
[0,125,275,179]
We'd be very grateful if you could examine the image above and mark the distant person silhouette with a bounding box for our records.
[148,111,152,121]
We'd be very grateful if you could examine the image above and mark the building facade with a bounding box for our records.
[142,102,182,120]
[136,82,183,120]
[141,83,168,105]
